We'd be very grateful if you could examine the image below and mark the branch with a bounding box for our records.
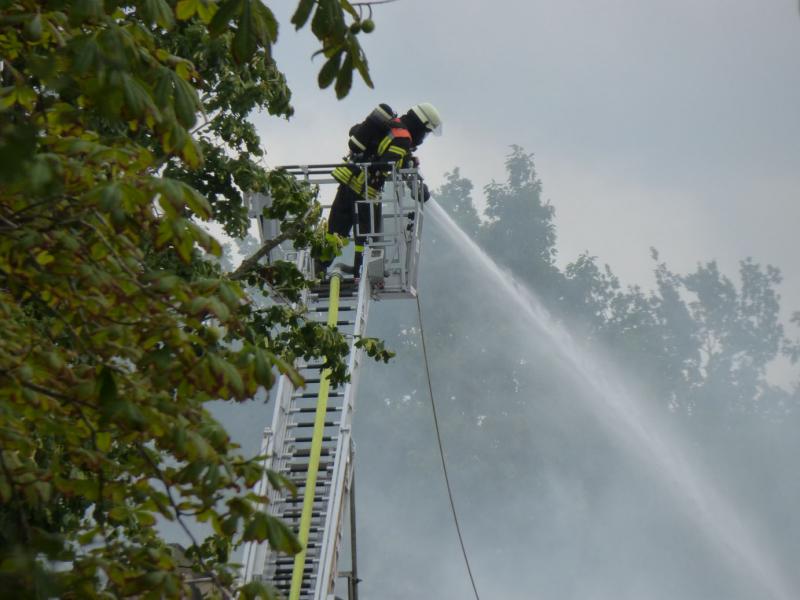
[9,377,69,402]
[228,229,292,281]
[0,214,19,230]
[229,202,319,282]
[82,215,143,283]
[0,372,100,413]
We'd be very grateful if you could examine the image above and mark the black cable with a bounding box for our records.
[415,295,482,600]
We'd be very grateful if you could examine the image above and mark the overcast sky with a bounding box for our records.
[254,0,800,378]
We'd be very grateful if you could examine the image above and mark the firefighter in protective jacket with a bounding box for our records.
[326,102,442,273]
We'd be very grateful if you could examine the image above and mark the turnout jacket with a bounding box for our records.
[332,118,414,199]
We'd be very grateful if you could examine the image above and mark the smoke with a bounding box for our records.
[346,202,799,600]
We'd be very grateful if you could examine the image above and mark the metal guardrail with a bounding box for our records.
[246,161,425,299]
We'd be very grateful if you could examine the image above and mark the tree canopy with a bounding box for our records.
[433,146,800,420]
[0,0,387,597]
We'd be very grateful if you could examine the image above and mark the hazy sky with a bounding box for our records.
[256,0,800,342]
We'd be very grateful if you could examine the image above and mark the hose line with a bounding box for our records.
[415,295,482,600]
[290,274,342,600]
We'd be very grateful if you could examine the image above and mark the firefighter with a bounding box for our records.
[325,102,442,274]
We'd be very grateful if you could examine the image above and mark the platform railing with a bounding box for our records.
[246,162,425,299]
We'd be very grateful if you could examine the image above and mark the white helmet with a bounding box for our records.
[411,102,443,136]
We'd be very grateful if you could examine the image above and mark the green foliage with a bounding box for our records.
[0,0,379,597]
[434,168,481,239]
[293,0,373,98]
[355,336,395,364]
[480,146,561,296]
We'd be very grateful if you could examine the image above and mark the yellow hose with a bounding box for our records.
[290,273,341,600]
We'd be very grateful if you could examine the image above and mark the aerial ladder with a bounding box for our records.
[240,163,426,600]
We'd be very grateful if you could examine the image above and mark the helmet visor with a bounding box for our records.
[414,103,442,137]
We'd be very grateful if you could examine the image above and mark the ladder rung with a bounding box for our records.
[291,448,334,458]
[279,492,330,503]
[286,472,332,483]
[292,483,332,493]
[292,391,344,399]
[288,446,339,459]
[285,459,332,468]
[273,566,319,577]
[287,435,337,443]
[289,406,343,414]
[272,576,315,587]
[275,518,326,529]
[274,558,319,566]
[312,291,358,299]
[280,510,324,519]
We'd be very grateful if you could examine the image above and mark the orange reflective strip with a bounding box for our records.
[390,126,411,140]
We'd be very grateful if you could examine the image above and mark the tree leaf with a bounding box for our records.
[254,348,275,388]
[97,366,118,407]
[271,355,305,388]
[35,250,55,266]
[208,0,243,36]
[181,137,204,169]
[340,0,359,20]
[121,74,154,117]
[232,0,257,64]
[181,182,212,218]
[351,43,373,88]
[334,52,353,99]
[266,469,296,496]
[311,0,333,39]
[196,0,217,23]
[317,51,341,89]
[291,0,315,29]
[243,512,301,554]
[252,0,278,42]
[176,0,199,20]
[143,0,175,29]
[264,513,302,553]
[96,432,112,452]
[172,74,199,128]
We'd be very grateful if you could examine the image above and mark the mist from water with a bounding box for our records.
[426,200,795,600]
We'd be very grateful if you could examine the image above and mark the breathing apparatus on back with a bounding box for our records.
[347,103,397,161]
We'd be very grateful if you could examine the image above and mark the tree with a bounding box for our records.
[434,168,481,238]
[0,0,387,597]
[679,259,785,417]
[480,145,560,293]
[431,150,799,420]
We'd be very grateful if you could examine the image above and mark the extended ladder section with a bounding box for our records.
[241,163,426,599]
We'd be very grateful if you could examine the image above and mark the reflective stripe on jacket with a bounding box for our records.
[332,119,413,198]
